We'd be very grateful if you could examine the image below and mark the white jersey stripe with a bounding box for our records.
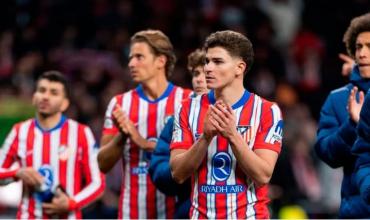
[0,127,16,165]
[50,129,60,192]
[74,127,102,202]
[174,87,184,111]
[66,121,77,196]
[156,190,166,218]
[122,92,131,219]
[191,174,200,219]
[138,98,148,219]
[122,161,131,219]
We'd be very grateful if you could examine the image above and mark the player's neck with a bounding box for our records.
[36,112,63,130]
[214,81,245,107]
[141,73,169,100]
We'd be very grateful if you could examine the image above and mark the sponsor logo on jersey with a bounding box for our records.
[212,152,232,181]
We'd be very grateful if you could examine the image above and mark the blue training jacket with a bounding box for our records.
[148,116,191,219]
[315,65,370,218]
[352,90,370,206]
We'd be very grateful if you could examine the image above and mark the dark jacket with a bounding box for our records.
[315,65,370,218]
[148,117,191,219]
[352,90,370,206]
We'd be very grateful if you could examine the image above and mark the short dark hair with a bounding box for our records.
[203,30,254,73]
[343,13,370,58]
[131,29,176,78]
[37,70,70,99]
[187,49,206,73]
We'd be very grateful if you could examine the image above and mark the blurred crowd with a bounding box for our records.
[1,0,370,218]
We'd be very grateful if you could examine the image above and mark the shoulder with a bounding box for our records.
[65,119,92,132]
[328,84,352,98]
[254,93,280,111]
[11,118,33,132]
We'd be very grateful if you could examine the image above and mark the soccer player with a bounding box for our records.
[149,48,208,218]
[0,71,105,219]
[97,29,191,219]
[314,13,370,218]
[170,30,283,219]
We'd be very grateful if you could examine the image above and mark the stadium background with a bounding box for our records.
[1,0,370,218]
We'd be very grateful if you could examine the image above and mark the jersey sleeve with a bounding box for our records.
[253,102,283,153]
[0,124,21,185]
[70,126,105,210]
[102,95,119,136]
[170,100,194,150]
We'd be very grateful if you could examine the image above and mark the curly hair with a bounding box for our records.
[203,30,254,74]
[343,13,370,58]
[187,49,206,73]
[131,29,176,78]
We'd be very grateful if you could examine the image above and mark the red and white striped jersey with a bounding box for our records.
[102,83,192,219]
[171,90,283,219]
[0,116,105,219]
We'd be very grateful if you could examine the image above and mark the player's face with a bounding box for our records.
[32,79,69,117]
[191,66,208,95]
[128,42,160,83]
[356,31,370,78]
[204,47,243,90]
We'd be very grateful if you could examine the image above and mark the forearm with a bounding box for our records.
[315,119,356,167]
[229,133,275,186]
[132,135,156,151]
[97,134,126,173]
[170,136,210,184]
[69,174,105,210]
[0,168,20,185]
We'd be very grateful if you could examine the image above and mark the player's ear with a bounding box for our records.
[155,55,167,69]
[61,98,69,112]
[236,60,246,76]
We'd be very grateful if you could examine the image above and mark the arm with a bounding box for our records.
[170,103,217,184]
[210,101,280,185]
[43,127,105,214]
[170,136,210,184]
[98,105,156,173]
[98,133,127,173]
[149,117,180,195]
[0,124,43,186]
[352,91,370,203]
[314,91,358,168]
[97,98,129,173]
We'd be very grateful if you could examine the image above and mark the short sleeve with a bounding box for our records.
[170,101,194,150]
[253,102,283,153]
[102,96,119,136]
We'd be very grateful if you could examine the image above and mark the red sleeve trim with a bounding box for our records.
[68,198,77,211]
[102,128,118,136]
[170,142,192,150]
[253,143,281,154]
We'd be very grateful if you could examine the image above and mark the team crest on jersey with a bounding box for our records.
[237,125,251,145]
[212,152,232,181]
[236,125,250,134]
[59,145,72,161]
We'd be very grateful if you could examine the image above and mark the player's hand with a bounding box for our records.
[348,86,365,123]
[210,100,238,139]
[339,53,355,77]
[203,106,218,142]
[112,104,130,134]
[15,167,43,188]
[42,188,70,215]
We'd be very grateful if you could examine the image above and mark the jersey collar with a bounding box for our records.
[207,89,251,109]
